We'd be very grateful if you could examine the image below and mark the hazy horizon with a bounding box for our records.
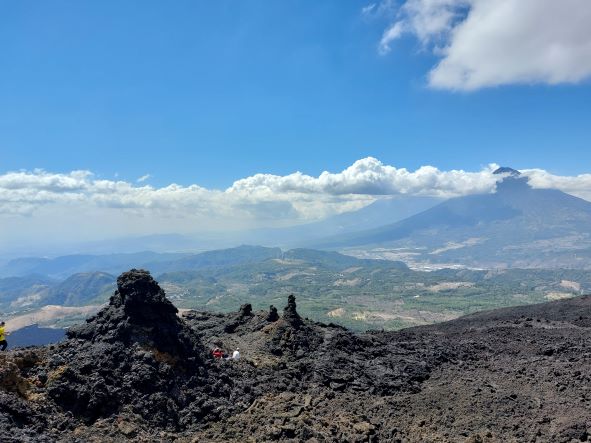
[2,1,591,254]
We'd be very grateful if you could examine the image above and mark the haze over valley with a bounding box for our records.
[3,168,591,334]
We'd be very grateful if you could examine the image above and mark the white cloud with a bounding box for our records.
[137,174,151,183]
[522,169,591,202]
[362,3,377,15]
[379,22,406,55]
[375,0,591,90]
[1,159,590,247]
[228,158,499,197]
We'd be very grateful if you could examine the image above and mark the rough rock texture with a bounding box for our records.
[282,294,302,326]
[1,269,591,442]
[46,269,215,427]
[224,303,254,333]
[266,305,279,322]
[67,269,202,356]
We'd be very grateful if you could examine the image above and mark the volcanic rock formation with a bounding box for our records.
[46,270,218,428]
[67,269,202,356]
[282,294,302,326]
[1,269,591,442]
[266,304,279,322]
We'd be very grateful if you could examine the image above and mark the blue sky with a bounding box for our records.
[2,0,591,189]
[2,0,591,251]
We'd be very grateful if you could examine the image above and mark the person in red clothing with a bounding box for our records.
[212,347,224,359]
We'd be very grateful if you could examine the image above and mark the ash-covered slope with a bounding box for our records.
[319,169,591,268]
[1,270,591,442]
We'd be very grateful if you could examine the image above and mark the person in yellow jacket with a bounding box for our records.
[0,321,8,351]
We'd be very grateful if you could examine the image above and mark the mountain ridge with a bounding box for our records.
[318,172,591,269]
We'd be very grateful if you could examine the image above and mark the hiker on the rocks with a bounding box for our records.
[231,348,240,360]
[0,321,8,351]
[212,347,224,359]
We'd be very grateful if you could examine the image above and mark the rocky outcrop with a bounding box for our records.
[224,303,254,333]
[282,294,302,326]
[266,305,279,322]
[1,270,591,442]
[68,269,203,358]
[43,270,245,430]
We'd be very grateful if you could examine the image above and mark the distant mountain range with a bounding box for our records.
[0,246,405,314]
[317,168,591,269]
[0,251,189,279]
[0,245,288,280]
[0,272,114,313]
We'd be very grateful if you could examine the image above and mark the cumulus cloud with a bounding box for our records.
[522,169,591,202]
[1,159,590,247]
[228,158,499,197]
[373,0,591,90]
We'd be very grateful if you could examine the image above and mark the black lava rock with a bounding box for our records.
[266,305,279,322]
[283,294,302,326]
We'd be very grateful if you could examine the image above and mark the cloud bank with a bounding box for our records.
[228,158,499,197]
[1,158,590,247]
[372,0,591,90]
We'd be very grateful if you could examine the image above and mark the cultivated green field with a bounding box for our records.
[158,250,591,330]
[3,248,590,332]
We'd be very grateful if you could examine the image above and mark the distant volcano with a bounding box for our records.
[493,166,521,176]
[318,168,591,269]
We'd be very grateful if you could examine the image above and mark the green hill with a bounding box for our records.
[44,272,115,306]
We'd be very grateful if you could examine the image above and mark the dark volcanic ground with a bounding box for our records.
[1,269,590,442]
